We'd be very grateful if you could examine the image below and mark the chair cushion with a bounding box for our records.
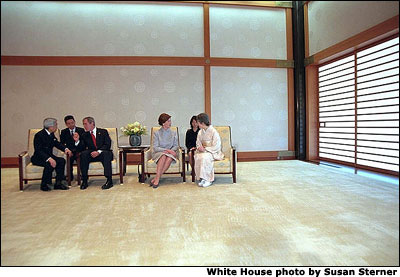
[214,158,231,173]
[25,163,58,179]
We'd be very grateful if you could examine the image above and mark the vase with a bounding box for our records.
[129,135,142,146]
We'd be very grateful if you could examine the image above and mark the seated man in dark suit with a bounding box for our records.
[73,116,113,190]
[31,118,72,191]
[60,115,85,181]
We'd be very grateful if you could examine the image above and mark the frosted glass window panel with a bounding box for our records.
[308,1,399,56]
[1,66,204,157]
[211,67,288,152]
[1,1,203,56]
[209,6,287,59]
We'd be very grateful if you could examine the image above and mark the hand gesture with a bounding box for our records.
[73,132,80,142]
[197,145,205,152]
[65,149,72,157]
[168,149,177,157]
[48,157,57,168]
[91,151,100,158]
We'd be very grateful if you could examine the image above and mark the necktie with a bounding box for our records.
[91,131,97,148]
[70,130,74,136]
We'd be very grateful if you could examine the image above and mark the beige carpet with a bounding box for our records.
[1,160,398,266]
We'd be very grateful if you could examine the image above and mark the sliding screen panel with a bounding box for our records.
[318,36,399,173]
[356,37,399,172]
[319,56,356,164]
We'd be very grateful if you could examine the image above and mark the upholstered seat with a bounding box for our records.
[143,126,185,183]
[18,129,70,190]
[191,126,236,183]
[76,128,123,185]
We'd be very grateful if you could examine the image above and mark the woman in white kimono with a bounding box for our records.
[151,113,178,189]
[194,113,224,187]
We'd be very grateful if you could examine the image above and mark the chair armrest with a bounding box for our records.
[232,146,236,164]
[231,146,236,157]
[18,151,28,157]
[143,147,152,172]
[190,148,196,182]
[18,151,30,179]
[190,148,196,164]
[144,147,151,158]
[53,148,67,158]
[178,147,185,163]
[75,152,81,163]
[178,147,185,154]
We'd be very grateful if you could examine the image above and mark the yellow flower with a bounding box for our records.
[121,122,147,136]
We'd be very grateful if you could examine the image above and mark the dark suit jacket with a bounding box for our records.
[76,128,112,152]
[60,126,85,152]
[31,129,66,165]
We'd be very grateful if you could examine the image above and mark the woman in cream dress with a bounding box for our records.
[151,113,178,188]
[194,113,224,187]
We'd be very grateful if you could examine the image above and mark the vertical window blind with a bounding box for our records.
[318,36,399,173]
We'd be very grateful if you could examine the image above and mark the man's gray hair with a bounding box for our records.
[43,118,57,129]
[83,116,95,125]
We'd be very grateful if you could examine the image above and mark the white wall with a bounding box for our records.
[1,1,290,157]
[1,1,204,56]
[210,5,287,59]
[308,1,399,56]
[1,66,204,156]
[211,67,288,151]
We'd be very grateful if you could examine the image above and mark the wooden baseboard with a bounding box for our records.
[1,157,18,168]
[237,151,295,162]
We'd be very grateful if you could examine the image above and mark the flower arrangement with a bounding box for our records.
[120,121,147,136]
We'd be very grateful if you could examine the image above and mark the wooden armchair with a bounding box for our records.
[143,126,185,183]
[191,126,236,183]
[18,129,70,191]
[76,128,123,185]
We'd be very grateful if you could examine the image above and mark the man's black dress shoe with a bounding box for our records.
[54,180,69,190]
[80,181,88,190]
[101,180,113,190]
[40,184,51,191]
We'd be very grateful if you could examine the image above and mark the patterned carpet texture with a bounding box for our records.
[1,160,398,266]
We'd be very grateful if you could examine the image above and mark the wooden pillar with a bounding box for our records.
[292,1,307,160]
[203,4,211,118]
[306,65,319,161]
